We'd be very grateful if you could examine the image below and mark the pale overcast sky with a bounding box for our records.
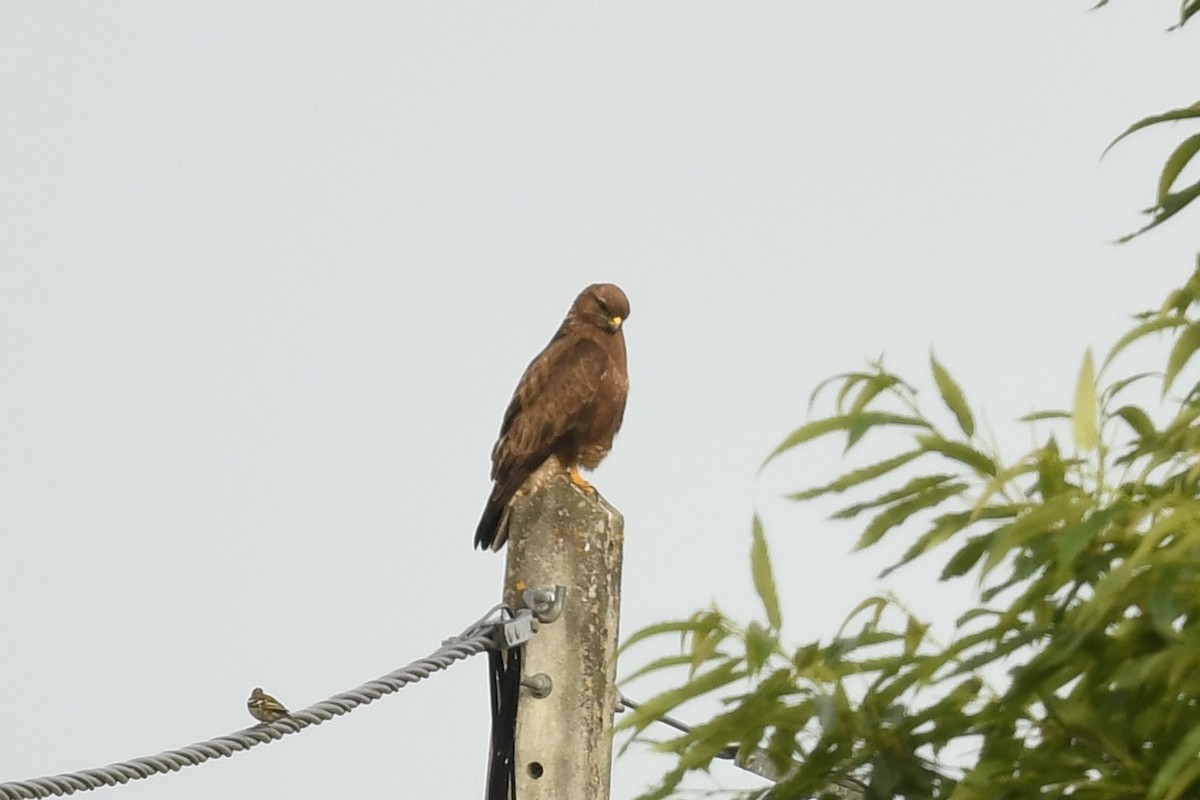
[1,3,1196,798]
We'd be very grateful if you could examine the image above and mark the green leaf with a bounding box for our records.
[847,372,901,415]
[744,622,777,674]
[832,372,869,414]
[1118,180,1200,243]
[1164,322,1200,395]
[1072,349,1099,451]
[931,353,976,437]
[854,481,968,550]
[1103,101,1200,157]
[880,509,977,578]
[916,434,997,476]
[1149,720,1200,800]
[1034,438,1066,500]
[1157,132,1200,203]
[809,370,867,414]
[751,515,782,630]
[1104,316,1187,368]
[903,616,928,658]
[786,449,924,501]
[619,620,702,654]
[1054,509,1110,574]
[831,473,955,519]
[838,595,889,637]
[1113,404,1157,440]
[1148,583,1184,640]
[762,412,930,468]
[622,654,699,684]
[1103,371,1158,403]
[940,534,991,580]
[981,493,1085,576]
[613,660,745,736]
[1018,409,1071,422]
[1179,0,1200,29]
[1074,506,1188,633]
[792,642,819,671]
[689,618,729,677]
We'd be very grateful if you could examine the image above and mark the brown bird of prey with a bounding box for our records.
[474,283,630,551]
[247,687,291,723]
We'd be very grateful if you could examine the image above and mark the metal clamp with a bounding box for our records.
[523,584,567,623]
[492,610,535,650]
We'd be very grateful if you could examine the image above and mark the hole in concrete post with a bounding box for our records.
[527,761,544,779]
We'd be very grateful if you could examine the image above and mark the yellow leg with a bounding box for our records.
[569,464,595,493]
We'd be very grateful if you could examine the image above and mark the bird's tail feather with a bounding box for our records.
[474,470,531,550]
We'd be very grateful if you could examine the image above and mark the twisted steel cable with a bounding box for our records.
[0,608,507,800]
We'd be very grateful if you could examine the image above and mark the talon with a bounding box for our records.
[569,465,595,494]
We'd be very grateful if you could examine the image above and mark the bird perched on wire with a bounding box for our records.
[246,687,292,723]
[474,282,630,551]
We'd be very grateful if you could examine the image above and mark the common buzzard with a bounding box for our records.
[474,283,630,551]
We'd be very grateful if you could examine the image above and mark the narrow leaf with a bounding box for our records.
[833,373,868,415]
[838,595,889,637]
[903,616,928,657]
[787,449,924,501]
[762,413,929,468]
[1103,371,1157,402]
[1149,719,1200,800]
[808,371,866,414]
[931,353,975,437]
[1113,404,1156,440]
[613,660,744,735]
[940,534,991,580]
[831,473,954,520]
[751,515,782,630]
[1054,509,1109,573]
[853,481,967,550]
[981,493,1084,576]
[1034,438,1066,500]
[1103,101,1200,157]
[880,510,975,577]
[620,617,722,654]
[1174,0,1200,30]
[1118,180,1200,243]
[622,654,699,684]
[1157,132,1200,202]
[848,373,900,415]
[916,434,997,476]
[1072,349,1099,451]
[689,621,729,677]
[744,622,778,674]
[1164,322,1200,395]
[1019,410,1071,422]
[1105,316,1188,368]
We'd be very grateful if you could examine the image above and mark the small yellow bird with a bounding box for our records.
[247,687,291,723]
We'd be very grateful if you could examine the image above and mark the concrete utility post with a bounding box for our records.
[502,476,625,800]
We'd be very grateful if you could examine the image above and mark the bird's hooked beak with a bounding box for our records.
[607,315,623,333]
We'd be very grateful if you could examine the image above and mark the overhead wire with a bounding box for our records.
[0,606,510,800]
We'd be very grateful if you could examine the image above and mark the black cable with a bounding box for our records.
[484,647,521,800]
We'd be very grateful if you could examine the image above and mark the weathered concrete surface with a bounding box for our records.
[502,476,624,800]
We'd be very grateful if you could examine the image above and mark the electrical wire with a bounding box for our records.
[0,607,509,800]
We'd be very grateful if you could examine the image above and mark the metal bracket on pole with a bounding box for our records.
[523,584,567,624]
[492,609,535,650]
